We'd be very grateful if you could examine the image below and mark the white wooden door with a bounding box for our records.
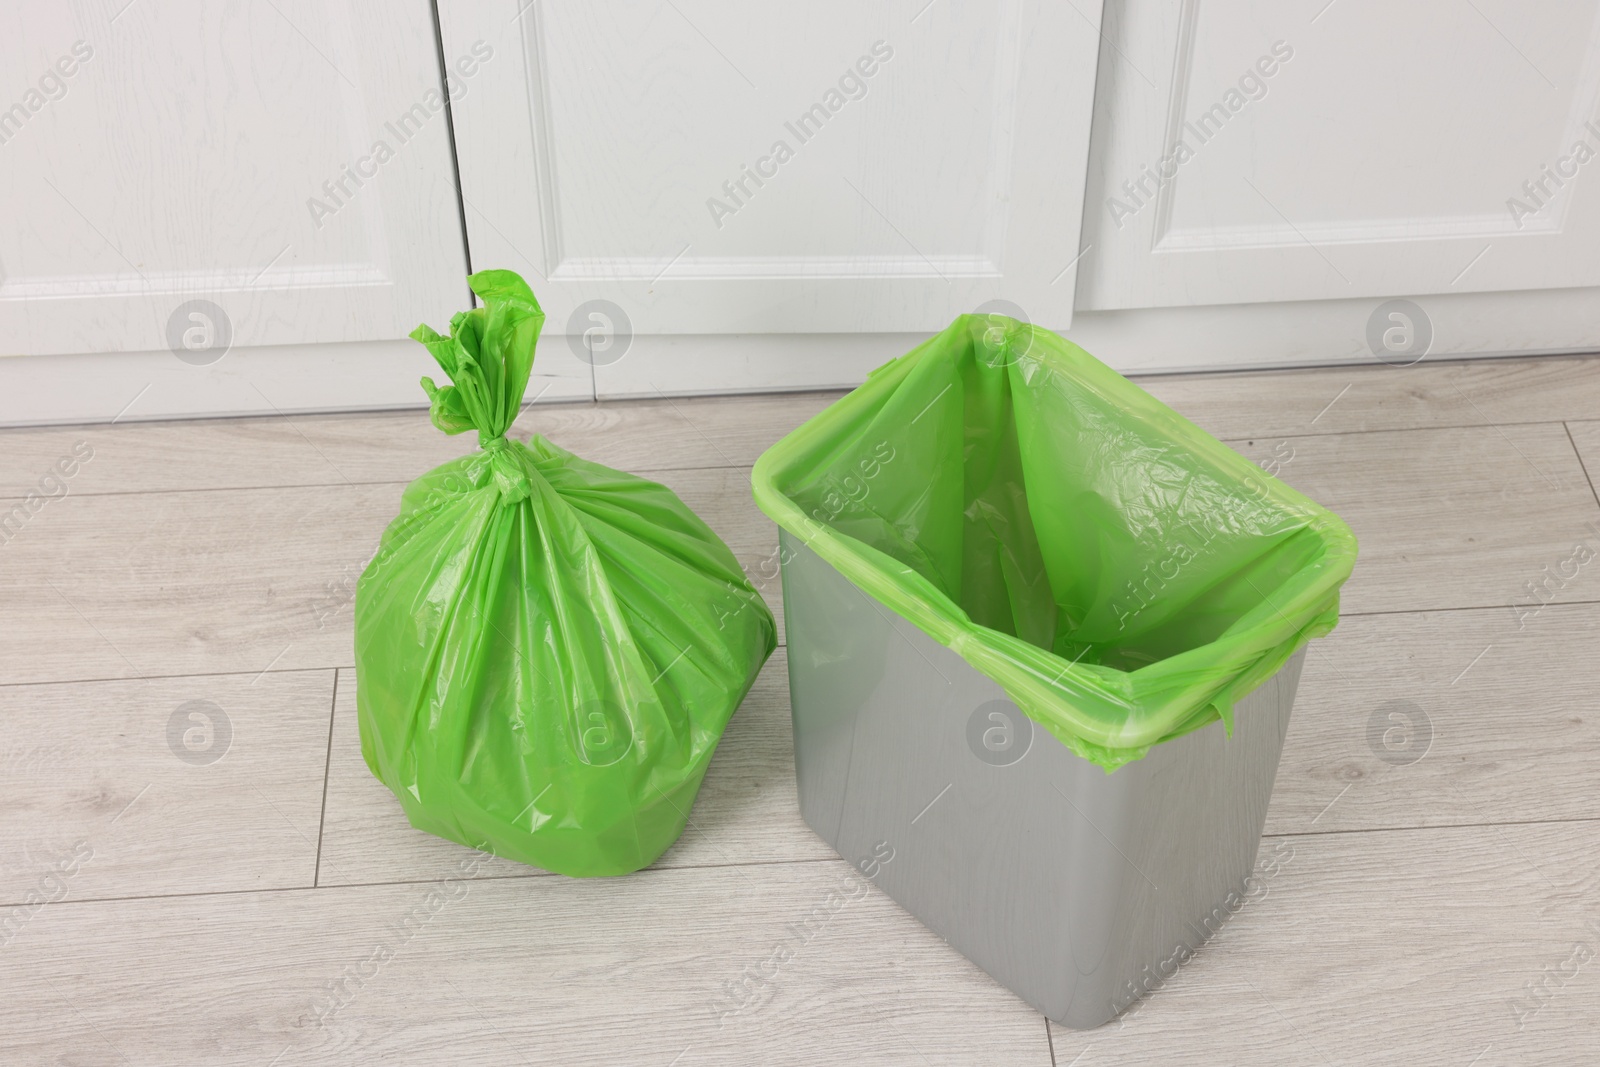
[0,0,588,425]
[1,0,471,354]
[438,0,1105,393]
[1078,0,1600,310]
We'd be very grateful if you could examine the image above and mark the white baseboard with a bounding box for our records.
[0,338,594,428]
[7,287,1599,426]
[595,287,1600,400]
[591,333,925,400]
[1067,286,1600,375]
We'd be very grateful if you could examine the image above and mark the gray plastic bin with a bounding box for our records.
[779,531,1304,1029]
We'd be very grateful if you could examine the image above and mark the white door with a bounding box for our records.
[438,0,1105,394]
[1066,0,1600,371]
[0,0,589,425]
[2,0,472,353]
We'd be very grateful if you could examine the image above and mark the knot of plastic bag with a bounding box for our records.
[478,434,531,503]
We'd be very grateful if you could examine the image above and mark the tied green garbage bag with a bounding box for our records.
[751,314,1356,770]
[355,270,775,876]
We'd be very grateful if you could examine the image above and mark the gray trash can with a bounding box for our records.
[779,533,1306,1029]
[751,315,1353,1027]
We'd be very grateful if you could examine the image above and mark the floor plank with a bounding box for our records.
[0,392,838,499]
[1265,604,1600,836]
[1049,821,1600,1064]
[1230,423,1600,615]
[318,651,830,888]
[0,483,395,685]
[0,670,332,906]
[0,469,781,686]
[1141,353,1600,442]
[1,861,1053,1067]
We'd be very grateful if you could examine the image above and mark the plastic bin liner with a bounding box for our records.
[355,270,776,876]
[751,314,1355,770]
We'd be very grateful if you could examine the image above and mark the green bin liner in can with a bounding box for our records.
[751,314,1357,770]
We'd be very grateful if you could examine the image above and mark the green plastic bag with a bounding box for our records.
[355,270,775,876]
[751,314,1356,770]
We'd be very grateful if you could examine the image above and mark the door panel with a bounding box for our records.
[440,0,1104,335]
[1078,0,1600,310]
[0,0,469,356]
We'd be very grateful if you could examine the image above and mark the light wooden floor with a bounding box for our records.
[4,354,1600,1066]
